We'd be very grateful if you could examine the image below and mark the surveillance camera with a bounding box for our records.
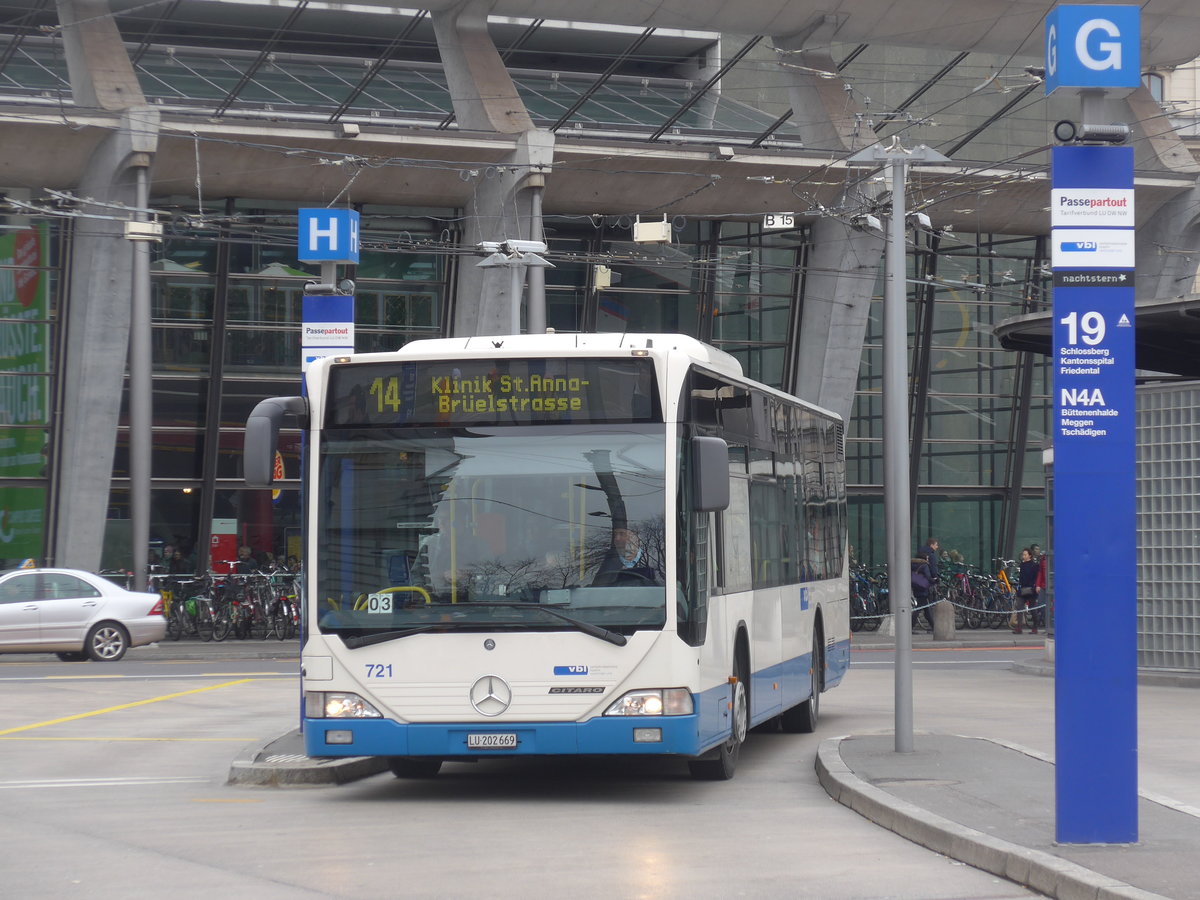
[908,212,932,230]
[476,241,502,254]
[851,214,882,232]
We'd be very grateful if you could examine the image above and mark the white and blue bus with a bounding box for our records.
[245,333,849,779]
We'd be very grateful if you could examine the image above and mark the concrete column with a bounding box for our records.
[1121,86,1200,303]
[432,0,554,336]
[432,0,534,134]
[452,132,555,336]
[50,0,158,570]
[773,18,886,422]
[57,0,144,111]
[772,16,879,154]
[52,108,159,571]
[789,217,884,423]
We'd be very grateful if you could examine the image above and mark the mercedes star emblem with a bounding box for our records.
[469,674,513,717]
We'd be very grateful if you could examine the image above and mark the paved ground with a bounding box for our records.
[131,632,1200,899]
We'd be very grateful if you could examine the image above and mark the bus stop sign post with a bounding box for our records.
[1046,6,1140,844]
[849,139,949,755]
[298,209,358,370]
[295,208,360,728]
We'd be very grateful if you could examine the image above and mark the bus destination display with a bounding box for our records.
[327,357,659,426]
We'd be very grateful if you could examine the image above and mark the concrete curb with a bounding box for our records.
[128,640,301,662]
[814,736,1171,900]
[227,729,390,787]
[1009,658,1200,689]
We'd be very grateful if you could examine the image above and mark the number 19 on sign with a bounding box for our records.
[1059,310,1106,345]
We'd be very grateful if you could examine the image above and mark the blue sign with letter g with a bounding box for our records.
[1045,5,1140,95]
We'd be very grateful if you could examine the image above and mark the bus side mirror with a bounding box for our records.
[245,396,307,488]
[692,436,730,512]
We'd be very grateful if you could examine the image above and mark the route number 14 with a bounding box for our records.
[1060,311,1106,346]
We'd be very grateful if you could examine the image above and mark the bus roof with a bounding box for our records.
[391,333,744,379]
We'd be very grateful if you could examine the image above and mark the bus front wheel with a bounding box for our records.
[781,631,822,734]
[688,656,748,780]
[388,757,442,778]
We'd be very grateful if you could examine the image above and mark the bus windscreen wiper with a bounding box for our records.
[465,602,628,646]
[340,604,627,648]
[342,624,448,648]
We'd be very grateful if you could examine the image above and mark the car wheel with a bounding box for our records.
[55,651,87,662]
[86,622,130,662]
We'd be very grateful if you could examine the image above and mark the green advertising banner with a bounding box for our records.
[0,486,46,558]
[0,225,50,561]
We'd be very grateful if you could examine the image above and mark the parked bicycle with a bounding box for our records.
[161,575,221,641]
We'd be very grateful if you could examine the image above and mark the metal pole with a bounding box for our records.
[527,186,547,335]
[509,258,523,334]
[129,167,152,592]
[850,139,948,755]
[884,154,914,753]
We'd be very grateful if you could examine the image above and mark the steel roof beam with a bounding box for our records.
[213,0,310,118]
[327,10,428,123]
[648,34,762,142]
[550,26,655,132]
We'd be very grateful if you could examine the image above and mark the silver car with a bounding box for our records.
[0,568,166,662]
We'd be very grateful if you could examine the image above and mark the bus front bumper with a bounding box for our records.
[304,714,706,759]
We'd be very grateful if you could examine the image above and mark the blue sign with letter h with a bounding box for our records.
[1045,5,1140,95]
[297,208,360,264]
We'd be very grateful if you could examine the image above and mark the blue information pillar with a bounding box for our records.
[1051,145,1138,844]
[1046,6,1140,845]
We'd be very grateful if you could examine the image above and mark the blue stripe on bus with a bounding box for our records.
[306,642,851,759]
[305,712,709,758]
[825,637,851,688]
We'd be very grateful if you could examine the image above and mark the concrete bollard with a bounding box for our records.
[932,598,956,640]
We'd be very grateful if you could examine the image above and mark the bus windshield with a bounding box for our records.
[316,424,667,639]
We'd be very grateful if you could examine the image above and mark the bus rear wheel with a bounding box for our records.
[388,757,442,778]
[688,656,748,780]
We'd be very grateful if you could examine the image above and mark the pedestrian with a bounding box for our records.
[233,545,261,575]
[917,537,940,580]
[912,540,940,628]
[1031,543,1047,630]
[167,548,192,574]
[910,556,935,632]
[1013,547,1039,634]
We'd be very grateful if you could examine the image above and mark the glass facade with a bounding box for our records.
[99,203,452,572]
[0,206,1051,576]
[0,12,1055,577]
[848,234,1052,568]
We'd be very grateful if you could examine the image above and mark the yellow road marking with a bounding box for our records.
[0,679,254,736]
[39,672,293,680]
[0,736,255,742]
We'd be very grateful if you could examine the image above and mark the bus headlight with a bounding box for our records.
[305,691,383,719]
[603,689,693,716]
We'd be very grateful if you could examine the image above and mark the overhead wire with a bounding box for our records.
[3,0,1196,284]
